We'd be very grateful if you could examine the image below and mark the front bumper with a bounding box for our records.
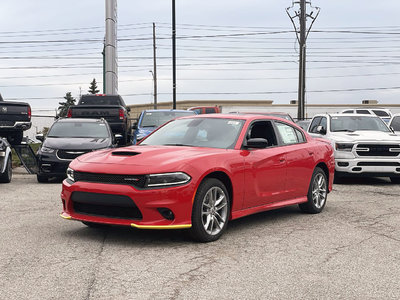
[60,179,195,229]
[335,157,400,176]
[38,153,70,177]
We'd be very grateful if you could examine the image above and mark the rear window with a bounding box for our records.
[140,111,195,127]
[79,96,120,106]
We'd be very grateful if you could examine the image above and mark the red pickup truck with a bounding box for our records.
[188,106,220,114]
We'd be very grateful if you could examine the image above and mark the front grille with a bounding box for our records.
[57,149,91,160]
[357,162,400,167]
[71,191,142,220]
[74,171,147,188]
[356,144,400,157]
[0,120,15,126]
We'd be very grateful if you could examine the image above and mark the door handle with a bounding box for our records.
[279,158,285,163]
[308,151,314,156]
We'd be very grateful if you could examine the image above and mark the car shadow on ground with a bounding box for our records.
[59,206,303,245]
[334,177,392,186]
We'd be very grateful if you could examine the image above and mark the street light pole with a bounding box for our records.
[172,0,176,109]
[152,22,158,109]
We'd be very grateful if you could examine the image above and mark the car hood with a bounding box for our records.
[329,131,400,143]
[75,145,228,170]
[43,137,111,150]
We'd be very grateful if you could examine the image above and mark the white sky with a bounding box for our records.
[0,0,399,111]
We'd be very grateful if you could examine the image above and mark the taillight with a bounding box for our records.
[67,108,72,118]
[119,109,125,120]
[27,106,31,120]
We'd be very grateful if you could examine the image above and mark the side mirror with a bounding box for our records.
[35,134,44,142]
[245,138,269,149]
[316,125,326,135]
[132,123,138,130]
[114,134,123,141]
[127,107,131,112]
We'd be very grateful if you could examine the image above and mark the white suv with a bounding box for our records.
[308,114,400,183]
[341,108,392,124]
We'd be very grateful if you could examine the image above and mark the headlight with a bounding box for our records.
[146,172,191,188]
[335,143,354,152]
[41,146,55,153]
[66,167,75,182]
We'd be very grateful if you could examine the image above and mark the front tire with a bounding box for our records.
[299,167,328,214]
[0,157,12,183]
[190,178,230,242]
[37,174,49,183]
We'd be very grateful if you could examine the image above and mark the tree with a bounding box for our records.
[57,92,76,118]
[88,78,100,94]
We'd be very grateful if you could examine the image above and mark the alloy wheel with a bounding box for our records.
[201,186,228,236]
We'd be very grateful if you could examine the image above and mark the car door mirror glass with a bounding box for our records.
[316,125,326,135]
[35,134,44,142]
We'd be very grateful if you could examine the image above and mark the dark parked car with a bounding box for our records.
[133,109,196,144]
[36,118,117,182]
[0,137,12,183]
[67,94,132,145]
[0,94,31,145]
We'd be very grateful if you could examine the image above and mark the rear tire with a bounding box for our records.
[37,174,49,183]
[390,177,400,184]
[299,167,328,214]
[0,157,12,183]
[190,178,230,243]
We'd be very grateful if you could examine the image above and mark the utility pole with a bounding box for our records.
[286,0,320,120]
[152,23,158,109]
[104,0,118,95]
[172,0,177,109]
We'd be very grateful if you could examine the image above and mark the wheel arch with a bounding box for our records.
[202,171,233,209]
[316,162,330,190]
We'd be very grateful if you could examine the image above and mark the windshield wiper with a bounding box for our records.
[142,125,157,128]
[162,143,193,147]
[333,129,355,132]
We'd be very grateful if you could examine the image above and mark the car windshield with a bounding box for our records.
[47,122,109,138]
[331,116,391,132]
[140,111,195,127]
[140,117,245,149]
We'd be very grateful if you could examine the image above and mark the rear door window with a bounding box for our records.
[356,110,371,114]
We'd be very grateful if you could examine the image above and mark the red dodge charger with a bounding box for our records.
[61,114,335,242]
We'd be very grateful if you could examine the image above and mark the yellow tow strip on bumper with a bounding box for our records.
[130,223,191,230]
[60,213,72,220]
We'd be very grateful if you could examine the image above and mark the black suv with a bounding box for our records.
[36,118,117,182]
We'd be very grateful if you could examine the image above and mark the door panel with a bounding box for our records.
[243,147,287,208]
[283,144,314,199]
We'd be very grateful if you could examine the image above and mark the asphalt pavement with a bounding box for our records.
[0,173,399,300]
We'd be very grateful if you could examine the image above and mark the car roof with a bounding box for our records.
[55,118,107,123]
[143,109,194,113]
[315,113,379,118]
[177,113,299,123]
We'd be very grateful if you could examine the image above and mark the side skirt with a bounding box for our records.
[231,197,308,220]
